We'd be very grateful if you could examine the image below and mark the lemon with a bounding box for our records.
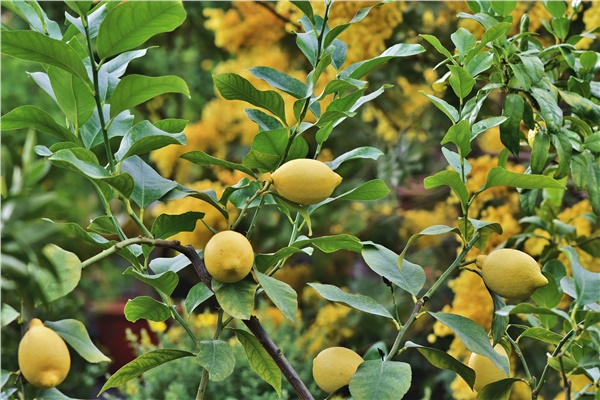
[312,347,364,393]
[204,230,254,283]
[476,249,548,300]
[270,159,342,205]
[468,344,510,392]
[18,318,71,389]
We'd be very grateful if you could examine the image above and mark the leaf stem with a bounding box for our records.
[506,334,532,382]
[196,309,225,400]
[231,180,271,231]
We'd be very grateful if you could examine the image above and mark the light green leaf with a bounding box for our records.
[150,211,205,240]
[517,327,562,345]
[0,106,79,143]
[561,246,600,306]
[308,283,398,327]
[292,234,363,253]
[442,120,472,158]
[249,66,307,98]
[420,91,459,123]
[254,247,306,273]
[195,340,235,382]
[98,349,194,395]
[326,146,384,170]
[115,121,186,161]
[184,283,214,315]
[124,296,171,322]
[123,267,179,298]
[213,280,256,320]
[483,167,566,190]
[334,179,390,201]
[110,75,190,119]
[451,28,477,59]
[34,244,82,305]
[405,342,475,389]
[233,329,282,397]
[490,0,517,16]
[256,271,298,323]
[1,303,19,327]
[48,67,95,129]
[121,156,178,208]
[214,73,286,123]
[181,151,257,178]
[448,65,476,100]
[429,312,510,375]
[349,360,411,400]
[341,43,425,80]
[97,1,186,60]
[424,170,470,206]
[245,108,284,132]
[45,319,110,363]
[1,30,92,90]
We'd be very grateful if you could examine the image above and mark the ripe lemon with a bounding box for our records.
[18,318,71,389]
[468,344,510,392]
[270,159,342,205]
[476,249,548,300]
[204,230,254,283]
[312,347,364,393]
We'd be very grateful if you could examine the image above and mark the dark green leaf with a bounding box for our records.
[184,283,214,315]
[561,246,600,306]
[124,296,170,322]
[532,271,562,309]
[153,119,188,134]
[250,66,307,98]
[123,267,179,298]
[424,170,470,206]
[484,167,566,190]
[45,319,110,363]
[98,349,193,395]
[349,360,411,400]
[291,1,314,25]
[292,234,363,253]
[233,329,281,396]
[531,131,551,174]
[256,271,298,323]
[242,150,281,173]
[245,108,284,132]
[121,156,178,208]
[559,90,600,122]
[420,34,455,62]
[195,340,235,382]
[296,31,318,67]
[151,212,205,240]
[476,378,523,400]
[115,121,186,161]
[490,292,508,346]
[499,93,524,156]
[466,52,494,77]
[531,87,562,132]
[47,67,95,129]
[405,342,475,389]
[88,215,120,236]
[471,117,507,140]
[213,280,256,320]
[181,150,257,178]
[1,106,79,143]
[551,17,570,40]
[160,184,229,222]
[97,1,186,60]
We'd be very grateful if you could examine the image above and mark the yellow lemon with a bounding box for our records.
[204,230,254,283]
[312,347,364,393]
[270,159,342,205]
[468,344,510,392]
[18,318,71,389]
[476,249,548,300]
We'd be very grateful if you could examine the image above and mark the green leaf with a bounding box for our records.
[184,283,214,315]
[531,271,562,309]
[64,1,93,15]
[124,296,171,322]
[588,163,600,216]
[530,131,551,174]
[245,108,284,132]
[150,211,205,240]
[249,66,307,98]
[45,319,110,363]
[1,30,92,90]
[517,327,562,345]
[98,349,193,395]
[195,340,235,382]
[442,120,472,158]
[544,0,566,18]
[466,52,494,77]
[34,244,82,305]
[254,247,306,273]
[181,150,257,178]
[242,150,281,173]
[349,360,411,400]
[483,167,566,190]
[551,17,570,40]
[429,312,510,375]
[291,1,314,25]
[0,106,79,143]
[296,31,318,67]
[110,75,190,119]
[531,87,562,132]
[451,28,477,59]
[121,156,178,208]
[559,90,600,122]
[256,271,298,323]
[420,34,455,62]
[490,0,517,16]
[424,170,470,207]
[213,73,286,123]
[497,304,568,319]
[123,267,179,298]
[341,43,425,80]
[213,280,256,320]
[88,215,120,236]
[97,1,186,60]
[448,65,476,100]
[361,242,426,297]
[115,121,186,162]
[1,303,19,327]
[490,292,508,346]
[334,179,390,201]
[161,184,229,222]
[233,329,282,396]
[308,283,398,327]
[326,146,385,170]
[478,22,512,50]
[292,234,363,253]
[584,133,600,153]
[420,91,459,123]
[47,67,95,129]
[476,378,523,400]
[499,93,524,156]
[405,342,475,389]
[561,246,600,306]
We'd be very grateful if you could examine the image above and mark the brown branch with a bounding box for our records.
[255,1,302,30]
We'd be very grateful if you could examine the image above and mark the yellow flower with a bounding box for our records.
[148,321,167,333]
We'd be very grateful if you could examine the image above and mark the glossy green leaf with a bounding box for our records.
[442,148,472,178]
[420,34,455,62]
[483,167,566,190]
[334,179,390,201]
[531,131,551,174]
[517,327,562,345]
[349,360,411,400]
[448,65,476,99]
[88,215,120,236]
[584,133,600,153]
[429,312,510,375]
[4,1,62,39]
[490,0,517,16]
[296,31,318,67]
[544,0,566,18]
[451,28,477,59]
[477,22,512,50]
[1,30,92,90]
[552,134,572,180]
[559,90,600,122]
[242,150,281,173]
[123,267,179,298]
[490,291,508,346]
[181,150,257,178]
[532,271,562,309]
[245,108,284,132]
[213,280,256,320]
[551,17,570,40]
[1,106,79,143]
[34,244,82,305]
[362,242,426,296]
[184,283,214,315]
[254,247,306,273]
[150,211,205,240]
[47,67,95,129]
[420,91,459,123]
[115,121,186,162]
[121,156,178,208]
[233,329,281,396]
[341,43,425,80]
[531,87,562,132]
[405,342,475,389]
[290,1,314,25]
[424,170,470,206]
[110,75,190,119]
[97,1,186,60]
[442,120,472,158]
[561,246,600,306]
[292,234,363,253]
[476,378,524,400]
[45,319,110,363]
[160,184,229,222]
[124,296,171,322]
[195,340,235,381]
[308,283,398,326]
[499,93,524,156]
[256,271,298,323]
[250,66,307,98]
[98,349,194,395]
[466,52,494,77]
[213,73,286,123]
[64,1,93,15]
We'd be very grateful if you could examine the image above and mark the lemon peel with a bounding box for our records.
[312,346,364,393]
[18,318,71,389]
[476,249,548,300]
[270,159,342,205]
[204,230,254,283]
[468,343,510,392]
